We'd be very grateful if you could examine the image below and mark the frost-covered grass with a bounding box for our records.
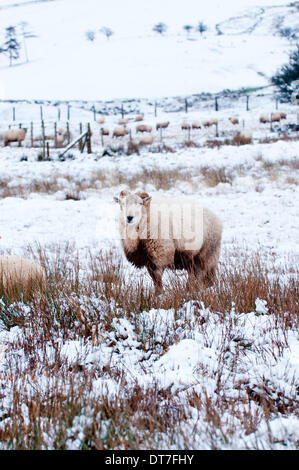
[0,0,294,100]
[0,244,298,450]
[0,108,298,449]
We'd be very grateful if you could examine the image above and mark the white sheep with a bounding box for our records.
[156,122,169,130]
[203,119,218,128]
[3,128,27,147]
[259,114,270,124]
[192,121,201,129]
[270,112,282,123]
[138,135,154,146]
[114,190,222,294]
[113,127,129,138]
[229,117,239,125]
[136,124,152,133]
[118,118,129,125]
[0,256,46,298]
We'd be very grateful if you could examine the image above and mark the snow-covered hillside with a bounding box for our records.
[0,0,298,452]
[0,0,297,100]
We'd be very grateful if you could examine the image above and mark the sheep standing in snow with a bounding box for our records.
[0,256,46,298]
[203,119,218,128]
[156,122,169,131]
[3,128,27,147]
[118,118,129,125]
[229,117,239,125]
[192,121,201,129]
[114,190,222,294]
[138,135,154,146]
[113,127,129,138]
[270,112,282,123]
[259,114,270,124]
[136,124,152,133]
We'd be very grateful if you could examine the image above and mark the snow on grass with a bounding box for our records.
[0,0,295,100]
[0,129,298,448]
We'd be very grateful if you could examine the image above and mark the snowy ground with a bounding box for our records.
[0,0,297,100]
[0,104,298,448]
[0,0,298,451]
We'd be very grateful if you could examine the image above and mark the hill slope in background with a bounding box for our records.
[0,0,297,100]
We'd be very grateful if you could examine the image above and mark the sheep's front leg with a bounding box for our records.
[147,266,164,295]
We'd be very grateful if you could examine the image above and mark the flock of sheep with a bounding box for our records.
[0,110,288,148]
[0,189,223,299]
[96,110,288,147]
[0,107,290,298]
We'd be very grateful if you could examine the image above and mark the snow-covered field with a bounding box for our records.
[0,113,298,448]
[0,0,298,452]
[0,0,297,100]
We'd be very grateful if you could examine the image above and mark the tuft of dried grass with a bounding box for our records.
[0,243,298,449]
[200,166,234,187]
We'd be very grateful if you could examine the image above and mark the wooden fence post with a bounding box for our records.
[215,121,219,138]
[41,120,45,159]
[87,123,92,154]
[58,107,61,121]
[246,95,250,111]
[54,122,57,148]
[270,114,273,132]
[40,105,43,122]
[67,121,70,144]
[154,102,157,117]
[185,98,188,113]
[215,97,219,111]
[79,123,83,149]
[67,104,70,121]
[30,122,33,147]
[12,107,15,121]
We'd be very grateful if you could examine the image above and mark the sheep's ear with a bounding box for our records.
[113,196,120,203]
[135,191,152,206]
[119,189,130,198]
[135,191,149,199]
[142,196,152,206]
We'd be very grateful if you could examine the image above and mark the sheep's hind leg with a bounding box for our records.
[194,240,220,287]
[147,266,164,295]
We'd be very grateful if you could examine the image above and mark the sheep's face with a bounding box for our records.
[114,191,151,226]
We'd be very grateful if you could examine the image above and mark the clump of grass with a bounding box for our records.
[232,133,252,145]
[200,166,234,187]
[0,243,297,449]
[259,134,299,145]
[183,140,199,148]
